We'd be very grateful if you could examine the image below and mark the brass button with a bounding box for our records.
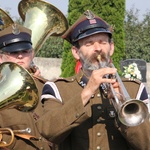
[39,137,42,141]
[97,146,101,150]
[75,113,80,118]
[97,93,101,97]
[91,94,95,98]
[40,147,44,150]
[97,132,101,137]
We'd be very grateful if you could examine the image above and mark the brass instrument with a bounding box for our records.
[18,0,69,55]
[0,62,39,147]
[0,8,14,29]
[0,62,39,111]
[98,56,148,126]
[0,128,31,147]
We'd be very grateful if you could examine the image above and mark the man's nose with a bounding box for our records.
[17,52,23,58]
[93,42,102,52]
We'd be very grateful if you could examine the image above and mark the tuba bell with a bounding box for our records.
[18,0,69,55]
[0,8,14,30]
[0,62,39,111]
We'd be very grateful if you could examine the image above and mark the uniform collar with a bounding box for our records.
[76,69,89,88]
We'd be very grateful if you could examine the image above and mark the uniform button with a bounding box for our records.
[97,117,105,122]
[40,147,44,150]
[91,94,95,98]
[97,93,101,97]
[75,113,80,118]
[97,105,102,110]
[97,146,101,150]
[97,118,101,122]
[97,132,101,137]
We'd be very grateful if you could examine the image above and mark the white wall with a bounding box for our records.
[33,57,62,80]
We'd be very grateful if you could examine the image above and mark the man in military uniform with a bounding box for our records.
[0,24,52,149]
[36,10,150,150]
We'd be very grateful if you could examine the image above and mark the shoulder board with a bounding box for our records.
[54,76,76,83]
[33,75,48,84]
[122,77,142,85]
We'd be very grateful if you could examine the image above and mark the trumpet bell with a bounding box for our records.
[0,62,39,111]
[0,8,14,29]
[118,99,148,126]
[18,0,69,55]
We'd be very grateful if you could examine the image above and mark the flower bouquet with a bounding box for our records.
[122,63,142,80]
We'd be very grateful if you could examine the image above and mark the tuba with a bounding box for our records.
[0,62,39,111]
[0,62,39,147]
[0,8,14,29]
[18,0,69,55]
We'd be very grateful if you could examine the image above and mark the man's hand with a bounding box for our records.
[81,67,117,106]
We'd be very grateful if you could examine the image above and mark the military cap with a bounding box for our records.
[62,10,112,44]
[0,24,32,52]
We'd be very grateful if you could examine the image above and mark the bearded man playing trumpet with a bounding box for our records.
[36,10,150,150]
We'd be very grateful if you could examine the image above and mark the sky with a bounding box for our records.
[0,0,150,20]
[0,0,69,18]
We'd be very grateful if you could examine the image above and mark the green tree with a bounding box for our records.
[61,0,125,77]
[36,36,64,58]
[125,8,150,62]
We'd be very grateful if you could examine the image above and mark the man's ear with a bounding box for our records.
[110,42,114,56]
[71,46,80,60]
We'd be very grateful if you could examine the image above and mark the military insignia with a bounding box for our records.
[12,24,20,35]
[84,10,97,24]
[84,10,95,20]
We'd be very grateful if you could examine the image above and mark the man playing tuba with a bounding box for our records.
[0,23,52,150]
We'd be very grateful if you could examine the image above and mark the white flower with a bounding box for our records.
[124,74,131,78]
[122,63,142,80]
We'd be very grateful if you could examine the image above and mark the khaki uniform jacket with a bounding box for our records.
[37,70,150,150]
[0,74,52,150]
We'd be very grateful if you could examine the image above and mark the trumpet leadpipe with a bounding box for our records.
[0,128,31,134]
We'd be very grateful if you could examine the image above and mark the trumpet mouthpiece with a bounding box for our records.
[97,55,101,61]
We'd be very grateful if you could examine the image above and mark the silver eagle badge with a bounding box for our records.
[12,24,20,35]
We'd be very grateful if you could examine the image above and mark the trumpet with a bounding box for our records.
[97,56,149,126]
[0,128,31,147]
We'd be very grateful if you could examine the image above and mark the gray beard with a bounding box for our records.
[78,51,110,77]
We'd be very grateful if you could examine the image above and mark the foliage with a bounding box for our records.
[124,8,150,62]
[122,63,142,80]
[61,0,125,77]
[36,36,64,58]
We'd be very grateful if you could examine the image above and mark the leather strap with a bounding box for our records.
[15,133,40,141]
[15,133,54,148]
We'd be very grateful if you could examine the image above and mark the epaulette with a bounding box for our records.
[122,77,142,85]
[33,75,48,84]
[53,76,76,83]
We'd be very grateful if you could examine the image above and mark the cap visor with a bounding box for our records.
[77,28,112,41]
[1,42,32,52]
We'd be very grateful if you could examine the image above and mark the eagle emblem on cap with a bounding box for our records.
[12,24,20,35]
[84,10,95,20]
